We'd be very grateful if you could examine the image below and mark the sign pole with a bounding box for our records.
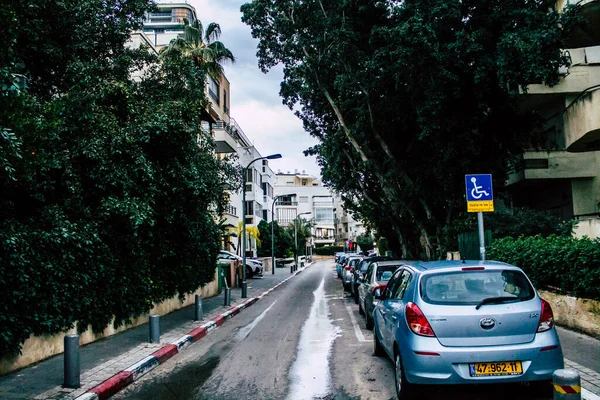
[477,212,485,261]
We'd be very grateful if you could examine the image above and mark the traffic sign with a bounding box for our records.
[465,174,494,212]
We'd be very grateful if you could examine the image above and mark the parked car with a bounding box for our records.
[372,260,562,399]
[358,260,404,329]
[336,253,352,278]
[218,250,264,276]
[350,256,393,304]
[342,256,362,291]
[335,251,345,263]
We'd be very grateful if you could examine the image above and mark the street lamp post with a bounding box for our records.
[271,193,294,275]
[241,153,282,298]
[294,212,311,272]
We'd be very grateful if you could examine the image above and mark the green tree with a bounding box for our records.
[356,234,375,252]
[241,0,581,260]
[256,220,294,258]
[161,18,235,79]
[0,0,239,356]
[286,218,313,257]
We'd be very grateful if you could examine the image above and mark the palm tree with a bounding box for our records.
[160,18,235,79]
[233,221,261,256]
[286,218,313,257]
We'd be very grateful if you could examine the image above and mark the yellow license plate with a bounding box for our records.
[469,361,523,376]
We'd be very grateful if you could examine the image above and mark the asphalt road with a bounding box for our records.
[114,260,591,400]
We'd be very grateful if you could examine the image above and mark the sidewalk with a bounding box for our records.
[0,265,305,400]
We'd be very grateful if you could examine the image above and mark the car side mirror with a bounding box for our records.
[374,288,387,300]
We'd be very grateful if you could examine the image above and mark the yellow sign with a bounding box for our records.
[467,200,494,213]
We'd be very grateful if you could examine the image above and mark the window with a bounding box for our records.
[299,196,308,203]
[245,201,254,216]
[276,208,297,224]
[375,264,400,282]
[223,90,228,113]
[208,77,219,104]
[420,270,535,305]
[365,264,375,283]
[392,270,412,299]
[314,208,334,223]
[262,210,268,221]
[384,270,403,298]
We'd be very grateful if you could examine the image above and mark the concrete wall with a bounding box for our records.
[0,269,220,376]
[539,290,600,338]
[574,217,600,239]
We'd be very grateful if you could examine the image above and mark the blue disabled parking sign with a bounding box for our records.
[465,174,494,212]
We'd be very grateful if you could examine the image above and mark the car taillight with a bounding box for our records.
[405,302,435,337]
[537,299,554,333]
[345,265,352,270]
[372,284,386,296]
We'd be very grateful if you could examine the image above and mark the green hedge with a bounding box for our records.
[488,235,600,300]
[313,246,344,256]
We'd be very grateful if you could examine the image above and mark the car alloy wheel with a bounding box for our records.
[365,309,374,330]
[395,352,415,400]
[358,300,365,315]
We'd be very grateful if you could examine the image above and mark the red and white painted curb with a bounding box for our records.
[75,267,308,400]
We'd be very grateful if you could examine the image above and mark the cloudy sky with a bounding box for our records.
[187,0,322,177]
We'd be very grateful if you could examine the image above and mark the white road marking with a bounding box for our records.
[583,389,600,400]
[236,299,278,341]
[345,304,371,343]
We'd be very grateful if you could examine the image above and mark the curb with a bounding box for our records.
[75,267,308,400]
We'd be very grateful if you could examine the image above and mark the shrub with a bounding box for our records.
[488,235,600,300]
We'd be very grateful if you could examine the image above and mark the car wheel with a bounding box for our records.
[246,266,253,278]
[353,288,359,304]
[365,309,374,330]
[373,325,385,357]
[358,300,365,316]
[395,352,416,400]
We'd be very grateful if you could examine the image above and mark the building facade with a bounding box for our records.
[141,2,276,255]
[507,0,600,238]
[273,172,336,247]
[333,198,367,249]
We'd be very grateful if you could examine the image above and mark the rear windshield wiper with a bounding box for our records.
[475,296,519,310]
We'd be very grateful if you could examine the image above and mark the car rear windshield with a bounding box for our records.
[376,265,401,282]
[420,269,535,305]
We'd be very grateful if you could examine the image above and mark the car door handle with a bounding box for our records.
[391,315,397,320]
[379,310,386,316]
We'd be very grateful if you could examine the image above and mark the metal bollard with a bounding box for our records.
[149,314,160,343]
[234,273,239,288]
[553,369,581,400]
[195,295,203,321]
[224,288,231,306]
[63,334,80,389]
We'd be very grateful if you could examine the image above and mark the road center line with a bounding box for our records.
[345,303,371,343]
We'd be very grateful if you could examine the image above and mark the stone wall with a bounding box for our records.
[0,268,220,376]
[539,289,600,338]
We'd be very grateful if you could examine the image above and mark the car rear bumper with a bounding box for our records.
[401,329,563,385]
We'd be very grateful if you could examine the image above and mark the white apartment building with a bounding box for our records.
[333,197,367,248]
[273,171,336,247]
[141,2,276,255]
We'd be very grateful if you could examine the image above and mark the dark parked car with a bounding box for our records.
[350,256,392,304]
[358,260,404,329]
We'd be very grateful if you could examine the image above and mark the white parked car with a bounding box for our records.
[218,250,263,276]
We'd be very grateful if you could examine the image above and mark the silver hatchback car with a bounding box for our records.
[372,260,562,399]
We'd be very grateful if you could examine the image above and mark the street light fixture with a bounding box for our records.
[271,193,295,275]
[241,153,282,298]
[295,212,312,272]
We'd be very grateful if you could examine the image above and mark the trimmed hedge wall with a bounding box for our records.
[488,235,600,301]
[313,246,344,256]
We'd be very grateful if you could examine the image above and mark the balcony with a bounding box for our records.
[212,121,237,153]
[564,88,600,152]
[506,150,598,186]
[224,204,237,217]
[275,200,298,206]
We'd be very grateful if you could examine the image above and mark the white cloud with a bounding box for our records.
[187,0,323,177]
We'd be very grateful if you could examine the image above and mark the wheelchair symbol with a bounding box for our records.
[470,177,490,199]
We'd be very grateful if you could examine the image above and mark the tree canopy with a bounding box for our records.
[241,0,580,259]
[0,0,238,356]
